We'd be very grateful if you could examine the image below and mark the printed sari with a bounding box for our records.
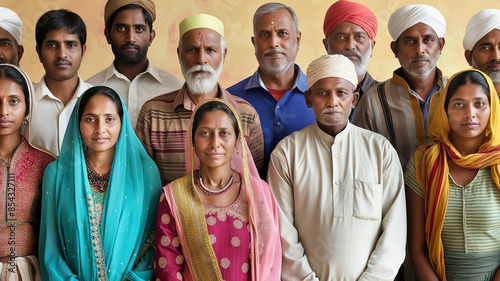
[154,98,281,281]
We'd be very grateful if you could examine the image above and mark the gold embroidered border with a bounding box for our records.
[171,175,223,281]
[87,194,107,281]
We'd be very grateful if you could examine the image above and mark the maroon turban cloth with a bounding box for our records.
[323,0,378,39]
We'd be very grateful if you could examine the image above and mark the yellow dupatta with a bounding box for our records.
[414,69,500,280]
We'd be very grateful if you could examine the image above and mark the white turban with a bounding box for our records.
[0,8,22,44]
[388,4,446,41]
[463,9,500,51]
[306,54,358,90]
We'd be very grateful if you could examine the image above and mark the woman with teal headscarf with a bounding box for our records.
[39,86,162,280]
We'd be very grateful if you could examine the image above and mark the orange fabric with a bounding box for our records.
[414,69,500,280]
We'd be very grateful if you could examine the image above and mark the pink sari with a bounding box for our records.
[155,98,281,281]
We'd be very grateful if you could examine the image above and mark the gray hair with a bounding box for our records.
[253,3,299,35]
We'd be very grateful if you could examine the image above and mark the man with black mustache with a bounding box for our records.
[30,9,91,156]
[463,9,500,96]
[353,4,448,171]
[87,0,183,128]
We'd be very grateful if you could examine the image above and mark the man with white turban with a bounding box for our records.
[463,9,500,95]
[86,0,183,128]
[268,54,406,281]
[136,14,264,185]
[0,7,23,66]
[227,3,315,179]
[354,4,448,170]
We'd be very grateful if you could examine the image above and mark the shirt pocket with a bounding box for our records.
[353,179,382,221]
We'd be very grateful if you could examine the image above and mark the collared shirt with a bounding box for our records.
[29,76,91,156]
[86,61,183,128]
[353,67,448,170]
[135,83,264,185]
[268,121,406,281]
[227,65,315,177]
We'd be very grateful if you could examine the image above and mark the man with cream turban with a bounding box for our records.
[228,3,315,179]
[0,7,23,66]
[464,9,500,95]
[87,0,183,128]
[136,14,264,185]
[268,54,406,281]
[322,0,378,101]
[354,4,448,171]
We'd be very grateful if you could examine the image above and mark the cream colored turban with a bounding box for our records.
[179,14,224,38]
[0,8,22,44]
[463,9,500,51]
[306,54,358,89]
[388,4,446,41]
[104,0,156,25]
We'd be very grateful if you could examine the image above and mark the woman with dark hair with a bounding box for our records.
[154,99,281,281]
[406,69,500,280]
[39,86,162,280]
[0,64,55,281]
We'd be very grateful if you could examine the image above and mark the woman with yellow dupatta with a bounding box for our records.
[154,99,281,281]
[406,69,500,281]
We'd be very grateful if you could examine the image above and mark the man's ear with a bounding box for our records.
[149,29,156,46]
[17,44,24,63]
[104,28,111,45]
[390,41,398,58]
[304,90,312,108]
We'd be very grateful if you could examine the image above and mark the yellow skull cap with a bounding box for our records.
[179,14,224,38]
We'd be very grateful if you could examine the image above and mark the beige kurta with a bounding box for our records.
[267,121,406,281]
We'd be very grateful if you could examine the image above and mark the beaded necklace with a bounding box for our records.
[196,169,235,196]
[84,154,111,193]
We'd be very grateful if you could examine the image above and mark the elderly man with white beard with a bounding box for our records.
[136,14,264,185]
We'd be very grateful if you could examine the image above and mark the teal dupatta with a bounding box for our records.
[39,87,162,281]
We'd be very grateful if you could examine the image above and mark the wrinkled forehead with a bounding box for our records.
[180,28,222,47]
[398,22,439,41]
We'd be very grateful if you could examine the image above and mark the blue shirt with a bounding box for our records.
[228,65,315,178]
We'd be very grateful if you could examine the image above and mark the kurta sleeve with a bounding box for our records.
[358,142,407,281]
[154,192,184,280]
[246,110,265,171]
[39,165,78,281]
[135,102,154,158]
[267,146,320,281]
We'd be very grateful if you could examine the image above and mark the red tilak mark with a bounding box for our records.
[198,32,201,35]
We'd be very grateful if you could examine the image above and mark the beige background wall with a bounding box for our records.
[4,0,500,87]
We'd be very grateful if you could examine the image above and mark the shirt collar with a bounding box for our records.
[104,60,161,83]
[172,83,239,113]
[312,119,351,145]
[35,75,87,103]
[392,67,446,94]
[244,64,307,93]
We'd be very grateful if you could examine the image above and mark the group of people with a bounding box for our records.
[1,0,500,280]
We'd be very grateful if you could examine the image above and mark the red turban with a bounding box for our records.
[323,0,378,39]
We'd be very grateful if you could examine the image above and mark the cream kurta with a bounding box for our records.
[268,121,406,281]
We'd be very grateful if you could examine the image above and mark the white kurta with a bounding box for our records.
[29,76,91,156]
[86,61,183,128]
[267,121,406,281]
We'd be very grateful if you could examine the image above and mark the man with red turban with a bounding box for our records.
[323,0,378,104]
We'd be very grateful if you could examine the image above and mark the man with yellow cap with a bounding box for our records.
[268,54,406,281]
[353,4,448,171]
[464,9,500,95]
[136,14,264,185]
[0,7,23,66]
[227,3,315,179]
[86,0,183,128]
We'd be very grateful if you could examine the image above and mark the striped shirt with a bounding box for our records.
[406,157,500,253]
[353,68,448,170]
[136,84,264,185]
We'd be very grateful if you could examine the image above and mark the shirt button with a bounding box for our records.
[277,106,280,109]
[334,154,339,158]
[277,122,281,126]
[335,181,340,185]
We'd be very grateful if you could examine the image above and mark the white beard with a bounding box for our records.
[181,58,224,95]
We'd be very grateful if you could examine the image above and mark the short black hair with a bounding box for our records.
[105,4,153,33]
[35,9,87,51]
[444,70,491,111]
[0,64,29,114]
[191,101,240,144]
[78,86,124,122]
